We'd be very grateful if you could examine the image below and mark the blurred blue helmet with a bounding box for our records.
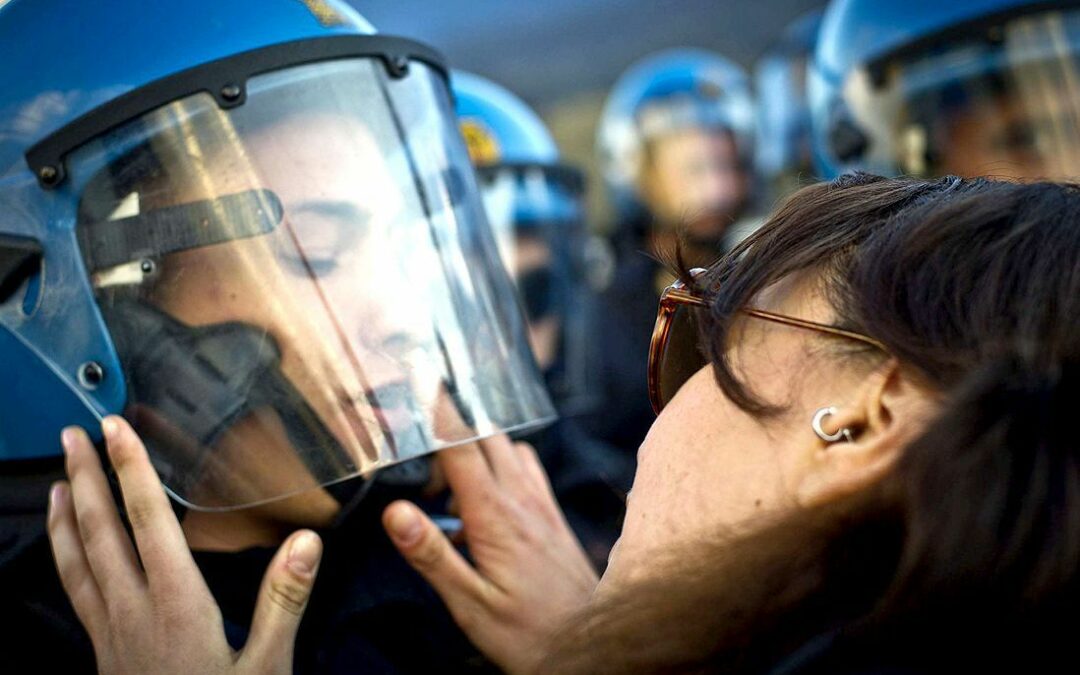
[0,0,555,509]
[810,0,1080,179]
[754,10,824,196]
[452,71,584,233]
[597,49,755,223]
[452,71,610,415]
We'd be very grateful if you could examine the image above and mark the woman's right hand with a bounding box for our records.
[382,435,599,675]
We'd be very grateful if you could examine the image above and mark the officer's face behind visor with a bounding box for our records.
[69,58,554,511]
[843,7,1080,180]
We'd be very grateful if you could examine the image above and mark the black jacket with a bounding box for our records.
[578,247,661,457]
[0,464,490,675]
[765,619,1079,674]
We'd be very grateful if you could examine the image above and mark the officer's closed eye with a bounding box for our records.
[280,199,372,276]
[379,331,428,360]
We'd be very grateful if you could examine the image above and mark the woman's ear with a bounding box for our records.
[796,360,935,508]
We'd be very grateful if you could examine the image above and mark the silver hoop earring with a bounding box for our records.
[812,406,854,444]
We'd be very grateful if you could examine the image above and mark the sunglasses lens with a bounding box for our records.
[658,303,708,408]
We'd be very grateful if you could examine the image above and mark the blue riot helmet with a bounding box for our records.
[452,71,610,415]
[0,0,554,510]
[810,0,1080,180]
[754,10,824,199]
[597,49,755,244]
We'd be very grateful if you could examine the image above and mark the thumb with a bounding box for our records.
[239,529,322,673]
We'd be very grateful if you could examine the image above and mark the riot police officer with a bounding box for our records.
[586,50,758,455]
[810,0,1080,180]
[0,0,554,671]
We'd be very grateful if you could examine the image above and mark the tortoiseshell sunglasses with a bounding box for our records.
[648,269,887,414]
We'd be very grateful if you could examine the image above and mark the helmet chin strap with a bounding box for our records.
[103,300,371,515]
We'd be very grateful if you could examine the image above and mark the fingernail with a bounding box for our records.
[387,504,422,546]
[101,416,120,441]
[287,531,322,575]
[49,482,67,514]
[60,427,80,452]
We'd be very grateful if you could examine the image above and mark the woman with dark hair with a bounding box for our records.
[48,173,1080,673]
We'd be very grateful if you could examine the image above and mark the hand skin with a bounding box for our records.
[47,416,323,675]
[382,434,599,675]
[47,416,597,675]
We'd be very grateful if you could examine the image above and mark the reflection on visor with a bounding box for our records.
[66,56,554,510]
[103,300,359,490]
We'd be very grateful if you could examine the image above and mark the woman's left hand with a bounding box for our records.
[47,416,321,675]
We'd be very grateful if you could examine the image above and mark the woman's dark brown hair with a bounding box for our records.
[545,174,1080,673]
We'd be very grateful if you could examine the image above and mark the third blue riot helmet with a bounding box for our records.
[810,0,1080,180]
[597,50,755,240]
[452,71,610,415]
[0,0,554,510]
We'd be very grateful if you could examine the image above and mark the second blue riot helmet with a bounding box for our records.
[810,0,1080,180]
[0,0,554,510]
[452,71,610,415]
[597,49,755,241]
[754,10,824,199]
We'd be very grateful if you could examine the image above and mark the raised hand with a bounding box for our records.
[382,435,599,674]
[47,416,320,675]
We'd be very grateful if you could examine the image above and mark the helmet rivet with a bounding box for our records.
[220,83,242,102]
[38,166,59,185]
[78,362,105,390]
[140,259,156,275]
[390,55,410,77]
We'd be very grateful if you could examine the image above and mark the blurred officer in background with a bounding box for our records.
[810,0,1080,181]
[452,71,630,566]
[586,50,757,455]
[598,49,758,264]
[0,0,557,671]
[754,10,824,203]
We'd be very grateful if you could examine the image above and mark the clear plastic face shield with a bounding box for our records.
[62,56,554,510]
[475,163,608,415]
[844,7,1080,180]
